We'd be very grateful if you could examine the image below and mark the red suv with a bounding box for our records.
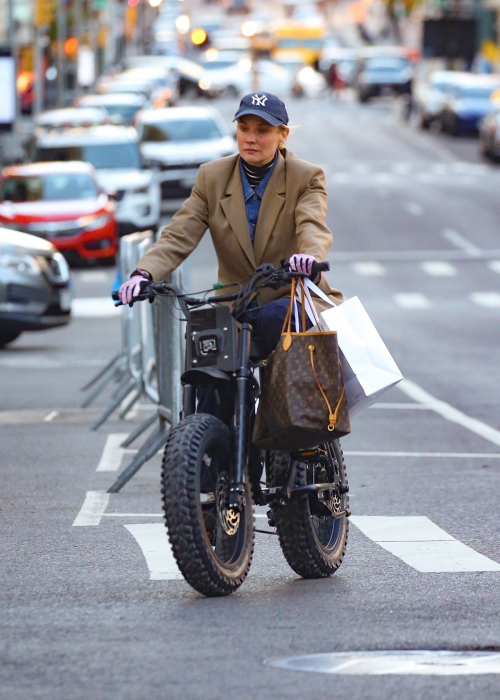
[0,162,118,264]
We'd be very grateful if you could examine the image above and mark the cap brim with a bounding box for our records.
[233,108,283,126]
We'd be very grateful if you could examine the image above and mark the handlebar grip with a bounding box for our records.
[311,261,330,276]
[111,291,120,301]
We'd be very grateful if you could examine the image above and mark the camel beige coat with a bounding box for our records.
[137,148,343,311]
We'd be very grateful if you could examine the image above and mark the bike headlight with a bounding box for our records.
[78,213,112,231]
[132,185,150,195]
[0,251,41,275]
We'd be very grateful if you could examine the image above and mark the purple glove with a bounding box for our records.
[289,254,317,277]
[118,275,150,305]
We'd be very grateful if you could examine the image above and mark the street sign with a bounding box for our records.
[0,49,16,132]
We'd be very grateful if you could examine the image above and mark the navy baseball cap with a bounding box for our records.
[233,92,289,126]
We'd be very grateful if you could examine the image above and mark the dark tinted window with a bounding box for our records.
[36,142,142,169]
[0,173,98,202]
[141,118,223,142]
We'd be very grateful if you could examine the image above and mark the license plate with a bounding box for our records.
[59,289,72,312]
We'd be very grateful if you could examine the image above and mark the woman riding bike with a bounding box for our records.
[118,93,349,596]
[118,92,342,340]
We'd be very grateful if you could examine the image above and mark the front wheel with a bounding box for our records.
[269,441,349,578]
[161,413,254,597]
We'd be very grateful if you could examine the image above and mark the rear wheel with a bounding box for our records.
[161,413,254,597]
[269,441,349,578]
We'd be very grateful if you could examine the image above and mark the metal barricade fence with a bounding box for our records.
[80,231,186,492]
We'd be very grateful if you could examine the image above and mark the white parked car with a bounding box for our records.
[198,59,293,98]
[135,106,236,199]
[33,126,161,235]
[35,107,110,130]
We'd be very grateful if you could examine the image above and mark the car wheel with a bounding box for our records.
[0,329,22,348]
[224,85,239,98]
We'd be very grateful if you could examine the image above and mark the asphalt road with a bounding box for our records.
[1,94,499,700]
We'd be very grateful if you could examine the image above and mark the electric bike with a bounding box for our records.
[113,262,349,597]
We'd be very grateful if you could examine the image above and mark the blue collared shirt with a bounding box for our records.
[239,152,278,244]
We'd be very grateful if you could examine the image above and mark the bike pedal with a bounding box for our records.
[339,483,349,494]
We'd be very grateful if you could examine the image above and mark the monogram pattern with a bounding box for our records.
[253,331,350,451]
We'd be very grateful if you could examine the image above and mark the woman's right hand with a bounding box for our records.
[118,275,151,305]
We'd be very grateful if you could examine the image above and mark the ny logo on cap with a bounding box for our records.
[251,94,268,106]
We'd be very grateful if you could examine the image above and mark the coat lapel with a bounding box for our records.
[253,151,286,264]
[219,159,256,268]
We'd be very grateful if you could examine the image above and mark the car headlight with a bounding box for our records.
[51,252,70,282]
[78,214,113,231]
[198,78,212,91]
[132,185,150,195]
[0,252,41,275]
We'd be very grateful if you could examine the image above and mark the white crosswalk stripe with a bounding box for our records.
[420,261,457,277]
[394,293,432,309]
[470,292,500,308]
[350,516,500,573]
[124,524,183,580]
[71,297,120,318]
[351,262,386,276]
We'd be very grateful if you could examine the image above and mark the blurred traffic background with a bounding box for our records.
[1,0,500,346]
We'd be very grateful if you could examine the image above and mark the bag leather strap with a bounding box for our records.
[308,343,345,431]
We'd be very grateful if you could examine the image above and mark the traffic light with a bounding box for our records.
[35,0,56,26]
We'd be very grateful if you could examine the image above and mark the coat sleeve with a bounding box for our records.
[294,166,343,304]
[294,166,333,261]
[135,165,209,281]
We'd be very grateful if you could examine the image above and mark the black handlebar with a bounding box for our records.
[112,260,330,306]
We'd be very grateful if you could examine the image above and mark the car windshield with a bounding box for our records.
[0,173,98,202]
[366,59,408,73]
[101,104,141,123]
[141,118,223,142]
[458,86,499,99]
[202,60,238,71]
[35,142,142,169]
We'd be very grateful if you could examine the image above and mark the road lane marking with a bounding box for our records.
[405,203,423,216]
[393,293,432,309]
[43,410,59,422]
[470,292,500,308]
[96,433,129,472]
[351,262,386,277]
[124,524,183,580]
[442,229,482,257]
[71,298,120,318]
[350,516,500,572]
[328,249,500,262]
[488,260,500,274]
[399,378,500,448]
[370,402,429,409]
[344,451,500,458]
[72,491,109,526]
[420,261,457,277]
[78,271,109,283]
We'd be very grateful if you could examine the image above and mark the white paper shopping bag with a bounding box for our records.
[299,280,403,416]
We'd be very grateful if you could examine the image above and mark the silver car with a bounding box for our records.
[0,228,72,347]
[136,106,236,200]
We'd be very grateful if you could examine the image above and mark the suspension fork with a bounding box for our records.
[229,322,252,510]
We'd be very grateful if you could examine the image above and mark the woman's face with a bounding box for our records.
[236,115,288,166]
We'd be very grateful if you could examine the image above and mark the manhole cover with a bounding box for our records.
[265,651,500,675]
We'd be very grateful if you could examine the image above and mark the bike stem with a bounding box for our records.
[230,322,252,510]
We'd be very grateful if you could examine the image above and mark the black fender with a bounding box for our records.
[181,367,232,388]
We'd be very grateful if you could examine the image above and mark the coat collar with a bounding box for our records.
[220,150,286,267]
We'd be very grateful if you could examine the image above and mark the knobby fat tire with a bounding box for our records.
[269,442,349,578]
[161,413,254,597]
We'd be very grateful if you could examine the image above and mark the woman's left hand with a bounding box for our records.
[289,253,317,277]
